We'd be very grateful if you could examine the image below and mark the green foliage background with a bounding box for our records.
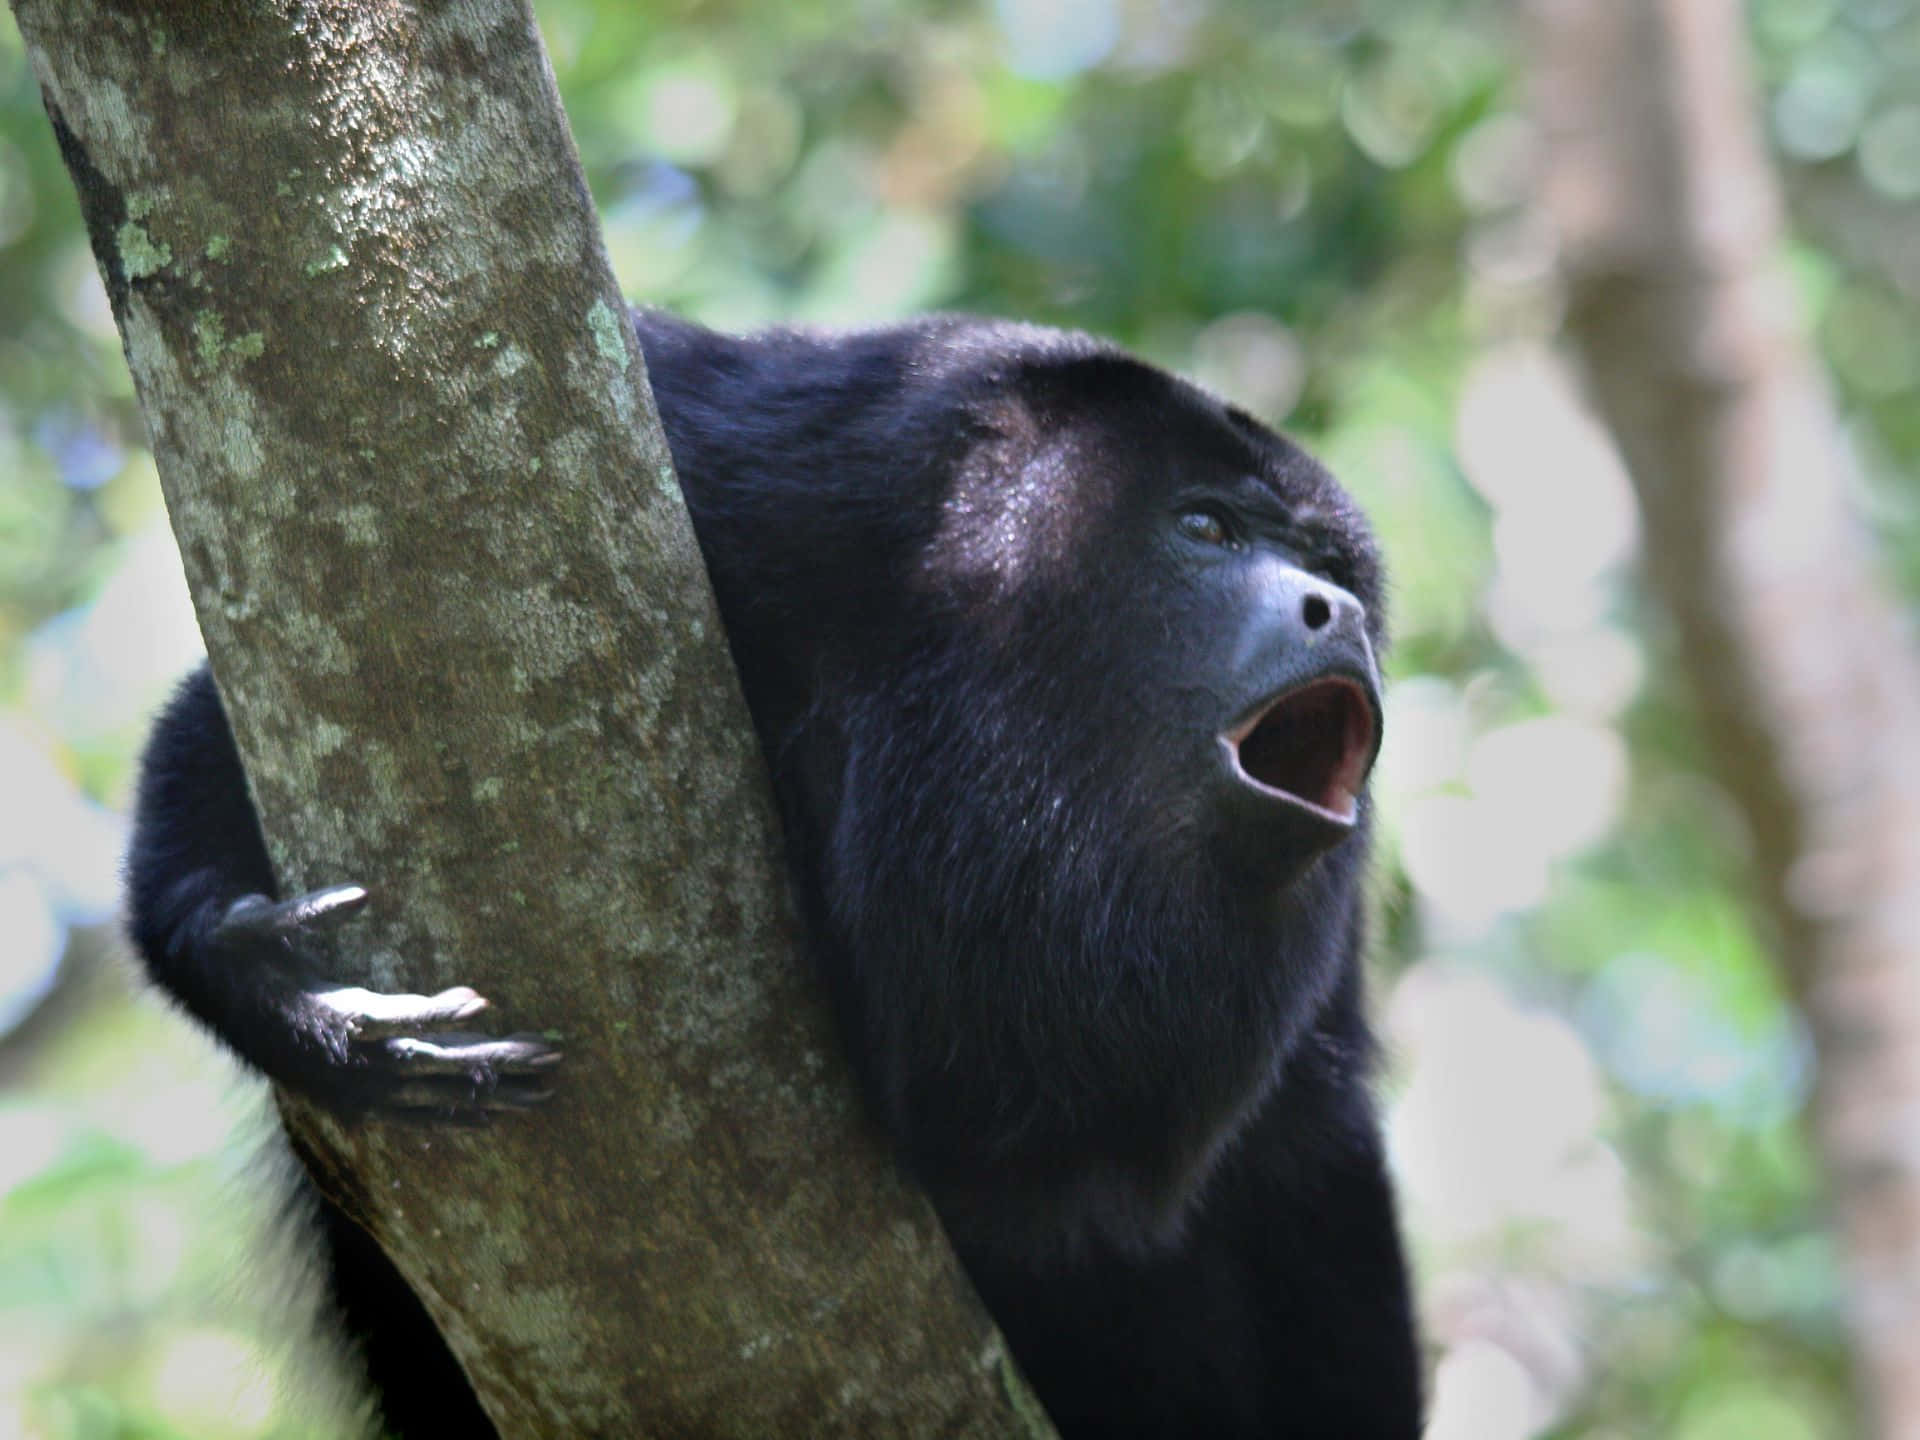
[0,1,1914,1435]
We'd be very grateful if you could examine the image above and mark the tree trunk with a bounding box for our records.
[9,3,1045,1434]
[1528,2,1920,1432]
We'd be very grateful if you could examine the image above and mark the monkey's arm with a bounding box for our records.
[126,664,559,1117]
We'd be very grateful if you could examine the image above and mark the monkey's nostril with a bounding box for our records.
[1302,593,1332,631]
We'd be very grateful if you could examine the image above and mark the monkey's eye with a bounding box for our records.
[1176,507,1237,547]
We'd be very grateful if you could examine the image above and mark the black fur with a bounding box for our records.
[127,310,1420,1437]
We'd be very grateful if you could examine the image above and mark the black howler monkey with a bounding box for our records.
[128,310,1422,1437]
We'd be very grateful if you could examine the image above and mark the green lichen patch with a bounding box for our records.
[304,243,349,277]
[192,310,225,365]
[116,220,170,278]
[192,310,266,367]
[586,298,628,371]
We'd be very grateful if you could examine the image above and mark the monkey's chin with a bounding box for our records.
[1220,675,1376,826]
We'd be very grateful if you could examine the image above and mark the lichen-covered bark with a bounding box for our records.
[11,2,1044,1433]
[1529,3,1920,1433]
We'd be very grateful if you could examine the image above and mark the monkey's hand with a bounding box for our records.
[211,885,563,1122]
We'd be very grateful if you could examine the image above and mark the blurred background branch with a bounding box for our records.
[1536,5,1920,1436]
[1529,2,1920,1433]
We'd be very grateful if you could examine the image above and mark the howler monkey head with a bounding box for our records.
[910,328,1385,887]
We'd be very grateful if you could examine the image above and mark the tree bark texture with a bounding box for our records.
[10,2,1044,1434]
[1529,2,1920,1433]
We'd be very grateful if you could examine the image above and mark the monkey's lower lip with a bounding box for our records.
[1221,676,1377,825]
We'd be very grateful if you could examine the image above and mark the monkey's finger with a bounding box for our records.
[277,884,371,930]
[314,984,489,1031]
[374,1033,564,1075]
[214,884,369,946]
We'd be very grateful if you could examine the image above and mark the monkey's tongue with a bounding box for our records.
[1229,677,1375,824]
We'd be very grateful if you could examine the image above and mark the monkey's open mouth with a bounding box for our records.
[1223,677,1377,825]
